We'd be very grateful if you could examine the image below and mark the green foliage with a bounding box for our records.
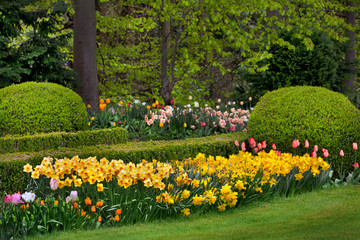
[232,28,354,104]
[0,128,128,154]
[0,82,87,136]
[0,0,76,89]
[96,1,350,104]
[247,86,360,172]
[0,132,246,194]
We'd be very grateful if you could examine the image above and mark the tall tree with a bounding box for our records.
[345,0,356,90]
[73,0,98,107]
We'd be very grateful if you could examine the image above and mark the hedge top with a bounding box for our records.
[0,82,88,137]
[247,86,360,170]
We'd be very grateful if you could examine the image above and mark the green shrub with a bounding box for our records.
[0,128,128,154]
[247,86,360,172]
[0,82,87,136]
[0,132,246,195]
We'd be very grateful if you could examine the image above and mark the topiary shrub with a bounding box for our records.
[247,86,360,172]
[0,82,87,136]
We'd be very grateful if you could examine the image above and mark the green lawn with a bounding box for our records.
[29,185,360,240]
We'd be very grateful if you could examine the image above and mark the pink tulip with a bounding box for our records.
[304,140,309,148]
[257,143,262,150]
[311,151,317,158]
[241,142,246,151]
[170,99,174,105]
[10,193,23,204]
[313,145,318,152]
[249,138,256,148]
[261,141,267,149]
[276,151,281,156]
[234,140,239,147]
[70,191,78,202]
[50,178,59,191]
[230,126,236,132]
[323,150,329,158]
[322,148,326,153]
[353,163,359,169]
[353,142,358,151]
[292,140,298,149]
[272,143,276,150]
[340,150,344,157]
[254,148,258,153]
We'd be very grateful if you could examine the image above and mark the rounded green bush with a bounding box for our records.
[247,86,360,171]
[0,82,88,136]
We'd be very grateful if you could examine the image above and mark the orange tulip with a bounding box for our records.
[85,197,92,206]
[96,201,104,207]
[115,209,122,215]
[114,215,120,222]
[98,216,102,222]
[91,206,96,212]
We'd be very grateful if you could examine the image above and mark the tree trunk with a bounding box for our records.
[345,1,356,90]
[159,0,174,105]
[73,0,99,107]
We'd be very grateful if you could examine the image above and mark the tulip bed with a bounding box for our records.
[86,98,250,141]
[1,144,333,239]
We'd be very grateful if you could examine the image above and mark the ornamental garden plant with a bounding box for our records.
[1,85,359,239]
[1,141,334,239]
[86,98,250,141]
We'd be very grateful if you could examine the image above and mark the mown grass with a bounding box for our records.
[28,185,360,240]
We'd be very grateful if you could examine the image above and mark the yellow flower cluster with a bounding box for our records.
[25,156,174,191]
[181,150,330,188]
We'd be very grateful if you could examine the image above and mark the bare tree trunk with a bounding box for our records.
[73,0,99,107]
[159,0,174,105]
[345,0,356,90]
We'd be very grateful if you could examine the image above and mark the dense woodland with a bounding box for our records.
[0,0,359,107]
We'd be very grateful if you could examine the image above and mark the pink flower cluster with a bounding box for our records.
[4,192,35,204]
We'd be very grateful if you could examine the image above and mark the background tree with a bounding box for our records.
[0,0,75,89]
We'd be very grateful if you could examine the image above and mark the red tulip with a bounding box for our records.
[241,142,246,151]
[311,151,317,158]
[272,143,276,150]
[353,142,358,151]
[170,99,174,105]
[292,140,298,149]
[340,150,344,157]
[261,141,267,149]
[353,163,359,169]
[249,138,256,148]
[313,145,318,152]
[323,150,329,158]
[276,151,281,156]
[304,140,309,148]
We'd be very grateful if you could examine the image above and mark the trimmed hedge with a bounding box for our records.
[0,132,246,195]
[0,82,88,136]
[0,128,129,154]
[247,86,360,172]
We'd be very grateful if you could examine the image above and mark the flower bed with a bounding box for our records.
[87,99,250,141]
[1,148,332,239]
